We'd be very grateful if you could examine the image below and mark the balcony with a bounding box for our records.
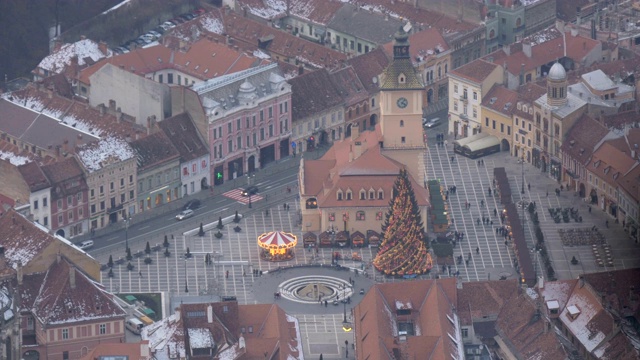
[108,204,123,214]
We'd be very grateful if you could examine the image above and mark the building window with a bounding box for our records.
[462,328,468,338]
[454,101,458,111]
[472,107,477,118]
[507,126,511,135]
[400,120,404,127]
[62,328,69,339]
[99,324,106,334]
[369,190,374,199]
[376,211,383,220]
[356,211,365,221]
[492,120,496,129]
[473,92,477,100]
[401,136,406,143]
[454,84,458,93]
[329,213,335,221]
[43,197,48,207]
[500,124,504,133]
[360,190,366,200]
[168,73,173,84]
[337,191,343,201]
[58,214,63,225]
[485,117,489,126]
[33,200,38,209]
[346,191,352,200]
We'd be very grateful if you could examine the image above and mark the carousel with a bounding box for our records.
[257,231,298,261]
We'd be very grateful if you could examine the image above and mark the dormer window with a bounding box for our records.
[337,190,343,201]
[378,190,384,200]
[360,190,366,200]
[369,190,375,199]
[594,160,601,168]
[346,190,352,200]
[398,73,406,84]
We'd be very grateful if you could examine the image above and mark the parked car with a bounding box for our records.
[77,240,94,250]
[170,18,185,24]
[147,30,162,38]
[176,209,194,221]
[183,199,201,211]
[179,13,195,21]
[161,21,176,29]
[241,186,258,197]
[423,117,441,128]
[193,8,206,16]
[152,26,166,34]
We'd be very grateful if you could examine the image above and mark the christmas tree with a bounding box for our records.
[373,168,433,276]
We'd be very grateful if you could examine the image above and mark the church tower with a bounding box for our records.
[379,26,425,150]
[546,62,568,107]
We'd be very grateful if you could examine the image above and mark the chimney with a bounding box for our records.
[207,304,213,323]
[98,41,108,56]
[175,308,181,321]
[523,42,532,58]
[298,65,304,75]
[353,140,363,160]
[99,103,106,115]
[140,341,150,357]
[69,266,76,289]
[80,35,86,41]
[17,262,23,285]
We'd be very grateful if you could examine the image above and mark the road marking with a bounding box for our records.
[139,226,150,230]
[106,236,118,241]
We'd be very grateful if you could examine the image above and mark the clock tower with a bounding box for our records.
[379,26,424,151]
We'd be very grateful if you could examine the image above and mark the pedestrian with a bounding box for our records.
[451,218,454,224]
[493,208,497,217]
[477,218,481,225]
[444,140,448,147]
[527,183,531,191]
[283,203,287,210]
[606,220,609,228]
[504,240,508,247]
[476,247,479,254]
[226,270,229,279]
[588,206,592,213]
[546,191,549,197]
[139,270,143,278]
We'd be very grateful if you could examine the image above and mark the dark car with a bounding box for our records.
[241,186,258,197]
[183,199,201,210]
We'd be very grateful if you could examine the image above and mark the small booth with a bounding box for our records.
[258,231,298,261]
[303,232,318,248]
[351,231,365,247]
[367,230,381,247]
[336,231,350,247]
[319,231,333,248]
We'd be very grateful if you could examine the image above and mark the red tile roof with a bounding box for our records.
[157,113,209,162]
[129,131,180,172]
[512,83,546,119]
[20,256,126,325]
[346,47,390,94]
[456,280,518,326]
[80,341,152,360]
[561,114,609,165]
[289,68,343,121]
[484,28,601,76]
[0,209,58,269]
[223,12,346,70]
[482,84,519,116]
[588,142,637,188]
[17,161,51,192]
[382,27,449,66]
[450,59,499,83]
[496,291,568,359]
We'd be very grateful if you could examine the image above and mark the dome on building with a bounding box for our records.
[548,62,566,81]
[237,79,257,101]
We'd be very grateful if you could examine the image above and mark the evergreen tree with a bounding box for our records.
[163,235,170,248]
[107,255,114,268]
[145,241,151,254]
[126,247,132,261]
[373,168,432,275]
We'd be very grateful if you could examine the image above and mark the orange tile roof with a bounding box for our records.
[589,142,637,188]
[79,37,260,85]
[561,114,609,165]
[80,341,151,360]
[354,279,459,360]
[456,280,518,326]
[303,126,429,209]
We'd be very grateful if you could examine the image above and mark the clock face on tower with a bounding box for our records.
[397,97,408,109]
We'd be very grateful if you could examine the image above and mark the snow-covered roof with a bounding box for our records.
[245,0,287,20]
[142,313,185,360]
[546,300,560,310]
[395,300,413,310]
[286,314,305,360]
[77,136,135,172]
[37,39,110,74]
[188,328,214,348]
[200,15,224,34]
[0,150,31,166]
[561,292,608,352]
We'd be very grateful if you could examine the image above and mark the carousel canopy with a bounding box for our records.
[258,231,298,250]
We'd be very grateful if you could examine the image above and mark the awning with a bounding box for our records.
[464,135,500,153]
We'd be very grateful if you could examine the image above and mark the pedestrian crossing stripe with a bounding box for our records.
[222,189,263,204]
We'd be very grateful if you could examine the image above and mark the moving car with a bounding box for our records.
[241,186,258,196]
[183,199,201,211]
[176,209,194,220]
[423,117,441,128]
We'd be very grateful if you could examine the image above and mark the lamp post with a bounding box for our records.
[184,257,189,293]
[247,173,255,208]
[124,216,130,254]
[521,155,525,195]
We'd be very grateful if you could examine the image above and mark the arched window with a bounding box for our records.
[378,189,384,200]
[305,198,318,209]
[400,120,404,127]
[490,29,495,39]
[346,190,352,200]
[369,190,375,199]
[516,18,522,27]
[445,63,448,73]
[438,66,442,78]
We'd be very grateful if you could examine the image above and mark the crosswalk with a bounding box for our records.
[222,188,263,204]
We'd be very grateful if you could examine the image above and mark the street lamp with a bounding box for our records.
[247,173,255,208]
[124,216,130,254]
[342,301,352,332]
[184,257,189,293]
[520,155,525,194]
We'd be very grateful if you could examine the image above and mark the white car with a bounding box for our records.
[162,21,176,29]
[77,240,94,250]
[423,117,441,128]
[176,209,194,221]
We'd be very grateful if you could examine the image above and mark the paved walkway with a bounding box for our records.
[93,132,640,359]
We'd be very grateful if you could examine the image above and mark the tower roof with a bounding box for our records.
[548,62,567,81]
